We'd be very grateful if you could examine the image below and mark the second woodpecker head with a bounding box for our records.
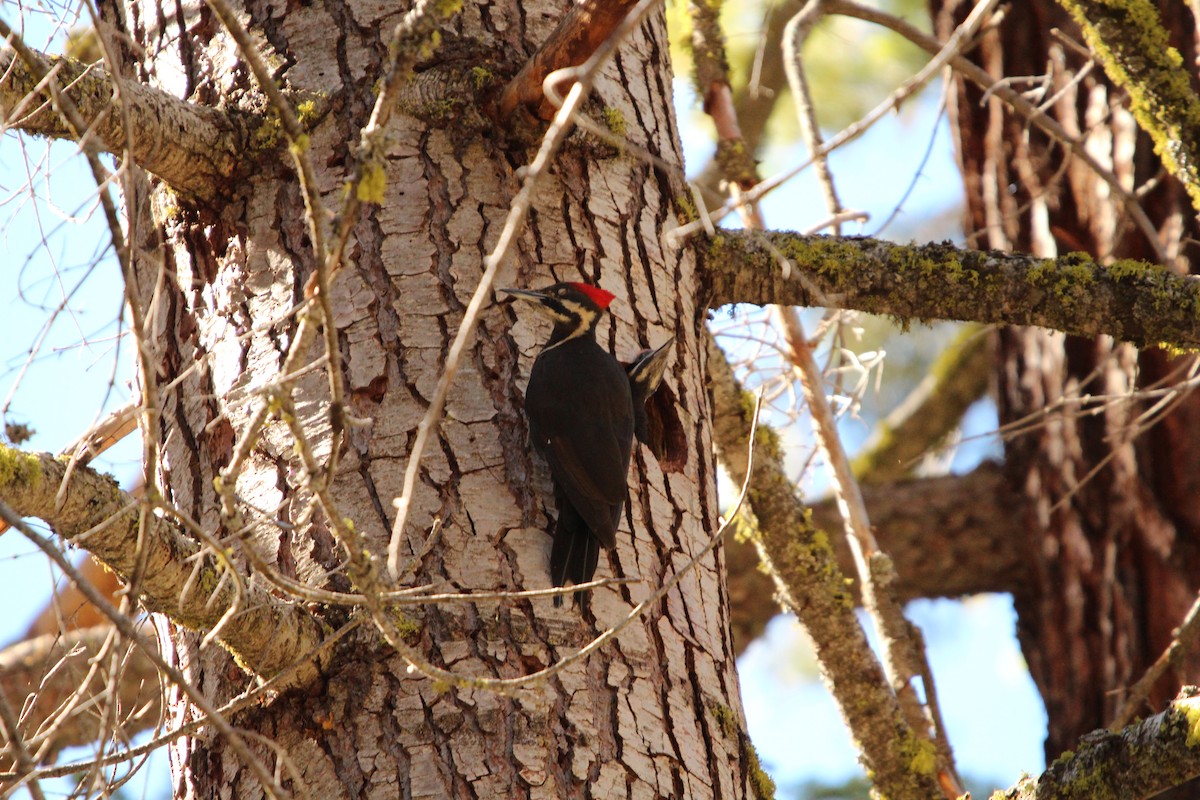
[499,282,616,343]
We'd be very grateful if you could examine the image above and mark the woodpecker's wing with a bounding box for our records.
[540,418,631,548]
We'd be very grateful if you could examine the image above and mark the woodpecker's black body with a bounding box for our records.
[502,283,634,607]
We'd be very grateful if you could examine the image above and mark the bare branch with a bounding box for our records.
[695,1,964,787]
[0,505,291,798]
[0,628,159,765]
[1,620,359,779]
[704,231,1200,351]
[782,0,847,227]
[497,0,640,120]
[668,0,1000,249]
[0,681,48,800]
[778,308,963,798]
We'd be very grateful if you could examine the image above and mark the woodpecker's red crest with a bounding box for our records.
[568,282,615,309]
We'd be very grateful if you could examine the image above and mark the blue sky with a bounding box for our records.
[0,27,1047,799]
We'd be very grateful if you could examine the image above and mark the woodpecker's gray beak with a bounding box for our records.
[498,288,549,303]
[499,288,557,320]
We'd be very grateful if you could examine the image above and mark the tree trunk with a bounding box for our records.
[931,0,1200,764]
[98,0,756,796]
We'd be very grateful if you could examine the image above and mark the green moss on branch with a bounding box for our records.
[704,231,1200,351]
[1055,0,1200,212]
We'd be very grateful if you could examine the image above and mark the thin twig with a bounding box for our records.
[5,619,361,783]
[0,682,49,800]
[782,0,846,228]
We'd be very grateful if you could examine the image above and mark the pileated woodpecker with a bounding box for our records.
[501,282,636,608]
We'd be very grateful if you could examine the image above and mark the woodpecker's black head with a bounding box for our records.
[625,339,674,451]
[500,282,616,345]
[625,340,673,402]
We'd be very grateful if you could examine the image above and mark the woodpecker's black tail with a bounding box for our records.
[550,497,600,608]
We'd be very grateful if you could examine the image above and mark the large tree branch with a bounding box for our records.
[704,231,1200,350]
[726,460,1027,652]
[815,463,1026,601]
[0,445,329,682]
[998,689,1200,799]
[0,44,249,203]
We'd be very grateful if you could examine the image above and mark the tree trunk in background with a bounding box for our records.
[97,0,756,796]
[931,0,1200,765]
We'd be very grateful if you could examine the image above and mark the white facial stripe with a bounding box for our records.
[540,305,598,352]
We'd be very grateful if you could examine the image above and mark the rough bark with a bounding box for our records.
[932,0,1200,764]
[85,0,756,797]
